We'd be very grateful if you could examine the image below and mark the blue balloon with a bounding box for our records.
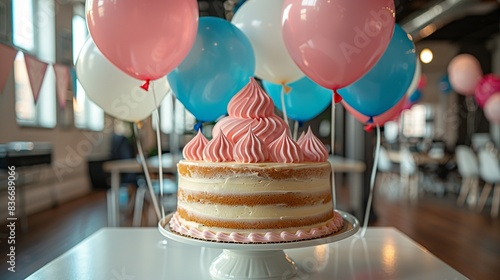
[338,24,416,118]
[409,89,422,103]
[439,75,452,94]
[262,77,332,122]
[168,17,255,122]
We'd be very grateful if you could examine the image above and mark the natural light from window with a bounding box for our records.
[72,5,104,131]
[13,0,56,128]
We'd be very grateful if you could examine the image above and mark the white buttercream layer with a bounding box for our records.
[178,201,332,219]
[178,175,330,193]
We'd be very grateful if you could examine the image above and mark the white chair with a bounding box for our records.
[399,147,419,202]
[133,177,177,226]
[472,133,491,151]
[476,149,500,218]
[455,145,480,208]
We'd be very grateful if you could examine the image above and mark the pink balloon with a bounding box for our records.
[447,54,483,96]
[475,74,500,108]
[86,0,198,82]
[343,95,407,126]
[418,74,427,90]
[281,0,395,92]
[484,94,500,125]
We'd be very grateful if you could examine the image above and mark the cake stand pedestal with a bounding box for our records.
[159,210,359,280]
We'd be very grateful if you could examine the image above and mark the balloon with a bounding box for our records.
[338,24,417,118]
[75,38,169,122]
[409,89,422,103]
[343,95,408,126]
[418,74,427,90]
[406,61,421,96]
[86,0,198,82]
[402,99,415,111]
[439,75,453,94]
[447,54,482,96]
[262,77,332,122]
[484,94,500,124]
[167,17,255,122]
[232,0,303,85]
[281,0,395,92]
[475,74,500,108]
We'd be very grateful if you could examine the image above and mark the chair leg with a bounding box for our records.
[133,187,147,227]
[467,178,479,209]
[409,174,418,203]
[476,183,492,213]
[457,177,470,207]
[491,184,500,218]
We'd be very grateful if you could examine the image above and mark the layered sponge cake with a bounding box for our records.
[169,78,343,243]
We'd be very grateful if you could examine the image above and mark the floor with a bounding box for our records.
[1,180,500,280]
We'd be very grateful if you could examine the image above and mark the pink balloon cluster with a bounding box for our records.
[448,54,500,124]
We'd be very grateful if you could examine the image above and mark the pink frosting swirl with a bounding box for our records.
[233,126,269,163]
[213,115,288,146]
[227,77,275,118]
[298,127,329,162]
[203,130,233,162]
[268,131,304,163]
[182,130,208,161]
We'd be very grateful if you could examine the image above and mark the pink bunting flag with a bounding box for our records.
[53,64,70,109]
[24,53,48,103]
[0,44,18,94]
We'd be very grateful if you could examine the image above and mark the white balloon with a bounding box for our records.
[232,0,304,85]
[406,60,421,96]
[75,38,169,122]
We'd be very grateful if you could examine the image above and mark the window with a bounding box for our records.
[72,4,104,131]
[156,91,196,135]
[13,0,56,128]
[401,104,434,138]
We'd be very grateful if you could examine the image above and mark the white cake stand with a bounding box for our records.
[158,210,359,280]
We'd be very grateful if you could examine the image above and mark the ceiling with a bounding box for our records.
[198,0,500,42]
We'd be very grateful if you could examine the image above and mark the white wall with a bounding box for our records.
[0,1,112,219]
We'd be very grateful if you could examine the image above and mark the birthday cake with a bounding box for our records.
[169,78,343,243]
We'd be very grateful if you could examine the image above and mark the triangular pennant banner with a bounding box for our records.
[53,64,70,109]
[0,44,19,94]
[24,53,48,103]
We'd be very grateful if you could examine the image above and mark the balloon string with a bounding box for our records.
[358,124,381,237]
[333,89,343,103]
[280,86,290,131]
[293,120,299,141]
[151,83,165,220]
[133,122,161,221]
[331,102,337,209]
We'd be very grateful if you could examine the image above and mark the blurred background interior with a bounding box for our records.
[1,0,500,279]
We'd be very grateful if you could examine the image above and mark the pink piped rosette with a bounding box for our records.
[182,77,328,164]
[172,77,339,243]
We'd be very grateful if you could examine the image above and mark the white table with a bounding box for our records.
[27,227,466,280]
[103,153,179,226]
